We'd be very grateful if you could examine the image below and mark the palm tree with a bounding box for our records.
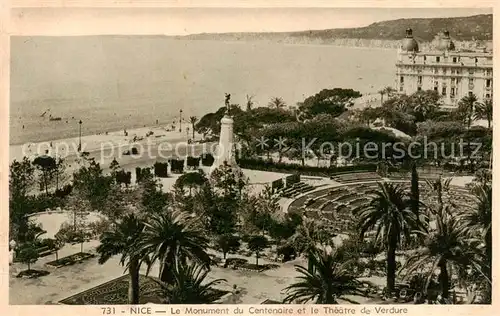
[354,181,420,294]
[268,97,286,109]
[457,94,478,128]
[474,99,493,128]
[246,94,255,111]
[403,206,475,299]
[378,86,396,106]
[283,246,360,304]
[426,176,451,216]
[151,263,227,304]
[189,116,197,140]
[287,217,329,273]
[461,183,492,300]
[138,209,211,284]
[96,214,145,304]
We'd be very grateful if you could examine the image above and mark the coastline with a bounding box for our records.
[9,122,209,172]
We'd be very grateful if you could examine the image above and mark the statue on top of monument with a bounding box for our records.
[224,93,231,115]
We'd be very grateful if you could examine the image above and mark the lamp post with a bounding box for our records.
[78,120,82,152]
[179,109,183,133]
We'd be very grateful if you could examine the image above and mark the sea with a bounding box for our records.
[10,36,397,145]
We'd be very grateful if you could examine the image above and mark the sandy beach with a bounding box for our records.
[9,122,209,172]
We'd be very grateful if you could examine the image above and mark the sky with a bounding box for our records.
[10,7,493,36]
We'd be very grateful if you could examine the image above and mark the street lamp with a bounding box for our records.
[179,109,183,132]
[78,120,82,152]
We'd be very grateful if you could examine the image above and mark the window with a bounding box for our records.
[442,87,447,95]
[443,68,447,75]
[434,87,438,92]
[453,57,457,63]
[400,76,404,83]
[400,86,403,92]
[451,88,455,97]
[475,58,478,63]
[486,79,491,88]
[417,87,422,91]
[433,68,438,74]
[418,76,422,84]
[469,78,474,85]
[436,56,440,62]
[486,94,490,99]
[424,55,427,61]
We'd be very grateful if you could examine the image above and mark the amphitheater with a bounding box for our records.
[286,172,476,233]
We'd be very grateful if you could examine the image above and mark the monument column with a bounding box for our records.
[209,94,241,174]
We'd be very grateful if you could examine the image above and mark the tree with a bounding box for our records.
[410,162,420,219]
[408,90,440,122]
[354,181,420,293]
[17,242,39,271]
[9,158,35,242]
[216,234,241,260]
[247,235,269,266]
[33,153,56,195]
[72,159,113,211]
[404,206,476,299]
[268,97,286,109]
[283,247,360,304]
[51,157,68,191]
[456,94,478,128]
[174,170,208,196]
[474,99,493,128]
[152,263,226,304]
[138,210,211,284]
[298,88,362,118]
[53,232,66,261]
[426,177,451,215]
[245,94,255,111]
[378,86,396,107]
[462,182,492,301]
[189,116,198,140]
[96,214,146,304]
[288,217,330,273]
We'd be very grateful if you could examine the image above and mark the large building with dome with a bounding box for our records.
[395,28,493,108]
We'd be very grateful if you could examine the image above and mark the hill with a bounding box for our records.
[179,14,493,44]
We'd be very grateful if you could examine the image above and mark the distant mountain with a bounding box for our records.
[178,14,493,44]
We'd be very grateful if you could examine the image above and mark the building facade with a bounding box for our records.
[396,29,493,108]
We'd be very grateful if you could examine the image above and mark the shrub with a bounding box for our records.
[170,159,184,174]
[135,167,142,182]
[154,162,169,178]
[116,170,132,185]
[201,153,215,166]
[236,157,378,176]
[186,156,201,168]
[55,184,73,198]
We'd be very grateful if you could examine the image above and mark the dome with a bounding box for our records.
[435,30,455,51]
[401,28,419,52]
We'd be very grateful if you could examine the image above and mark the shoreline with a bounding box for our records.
[9,122,203,167]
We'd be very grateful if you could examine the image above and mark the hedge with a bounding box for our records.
[187,156,201,168]
[236,158,378,177]
[201,153,215,166]
[271,178,284,192]
[285,174,300,187]
[116,170,132,185]
[170,159,185,174]
[154,162,169,178]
